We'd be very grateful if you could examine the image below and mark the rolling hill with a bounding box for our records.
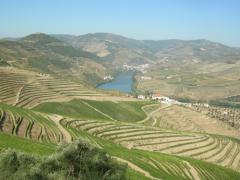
[0,33,109,86]
[53,33,240,66]
[53,33,240,101]
[1,32,240,179]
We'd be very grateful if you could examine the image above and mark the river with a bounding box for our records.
[97,71,134,93]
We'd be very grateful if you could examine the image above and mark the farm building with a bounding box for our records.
[138,95,145,99]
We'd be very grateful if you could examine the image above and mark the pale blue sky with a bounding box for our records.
[1,0,240,46]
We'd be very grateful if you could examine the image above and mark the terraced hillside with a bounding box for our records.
[1,66,240,179]
[64,125,240,180]
[1,96,240,179]
[0,67,135,108]
[15,77,105,108]
[0,103,66,144]
[190,104,240,130]
[0,67,35,104]
[61,117,240,173]
[33,99,240,174]
[135,61,240,101]
[139,104,240,139]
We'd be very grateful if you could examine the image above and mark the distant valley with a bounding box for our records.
[1,32,240,102]
[1,32,240,179]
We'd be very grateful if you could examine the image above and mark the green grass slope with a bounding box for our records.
[63,124,240,180]
[83,100,150,122]
[0,132,55,155]
[1,100,240,179]
[33,99,111,120]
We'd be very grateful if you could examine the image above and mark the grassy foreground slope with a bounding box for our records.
[0,132,55,155]
[62,122,240,180]
[34,99,240,178]
[62,116,240,173]
[1,101,240,179]
[0,139,127,180]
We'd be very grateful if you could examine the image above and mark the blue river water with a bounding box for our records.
[97,71,134,93]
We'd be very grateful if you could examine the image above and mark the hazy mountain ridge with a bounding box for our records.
[1,32,240,87]
[0,33,107,85]
[53,33,240,66]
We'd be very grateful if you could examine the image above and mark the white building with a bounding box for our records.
[138,95,145,100]
[151,93,163,100]
[103,75,114,80]
[160,97,174,104]
[141,76,152,80]
[151,93,176,105]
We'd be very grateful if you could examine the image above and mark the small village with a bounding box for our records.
[137,92,210,107]
[137,92,178,105]
[123,63,150,73]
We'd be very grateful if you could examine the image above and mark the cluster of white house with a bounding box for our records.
[123,64,149,73]
[137,93,177,105]
[140,76,152,80]
[103,75,114,80]
[37,73,49,77]
[137,94,211,107]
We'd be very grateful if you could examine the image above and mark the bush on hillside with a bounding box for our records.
[0,140,127,180]
[209,100,240,108]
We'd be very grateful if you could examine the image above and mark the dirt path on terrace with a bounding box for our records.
[48,114,72,143]
[138,104,170,124]
[81,100,117,121]
[14,86,24,106]
[113,156,161,180]
[183,161,201,180]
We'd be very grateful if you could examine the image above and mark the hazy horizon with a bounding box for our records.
[2,32,239,48]
[1,0,240,46]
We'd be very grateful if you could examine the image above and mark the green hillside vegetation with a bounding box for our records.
[1,32,240,100]
[0,67,112,108]
[0,140,127,180]
[1,98,240,179]
[0,102,66,144]
[0,33,108,86]
[63,122,240,180]
[54,33,240,66]
[33,99,111,120]
[54,33,240,101]
[33,99,151,122]
[2,32,240,179]
[0,132,55,155]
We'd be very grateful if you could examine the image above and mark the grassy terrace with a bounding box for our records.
[15,77,108,108]
[33,99,152,122]
[0,132,55,155]
[0,131,151,180]
[33,100,150,122]
[0,68,108,108]
[33,99,240,173]
[0,70,29,104]
[83,100,150,122]
[1,98,240,179]
[63,124,240,180]
[0,103,64,143]
[62,116,240,172]
[33,99,111,120]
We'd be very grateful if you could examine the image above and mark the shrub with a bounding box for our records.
[0,140,127,180]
